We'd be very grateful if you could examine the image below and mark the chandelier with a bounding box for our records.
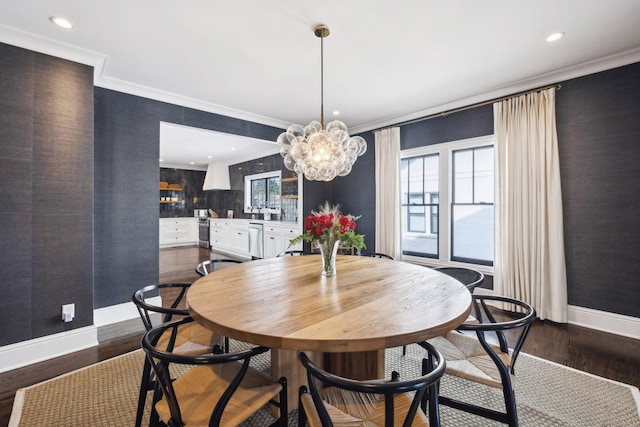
[278,24,367,182]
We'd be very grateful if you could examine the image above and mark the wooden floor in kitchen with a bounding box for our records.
[0,245,638,426]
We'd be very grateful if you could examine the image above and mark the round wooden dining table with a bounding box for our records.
[187,254,472,409]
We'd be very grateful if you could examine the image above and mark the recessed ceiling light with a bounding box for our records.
[546,32,564,42]
[50,16,74,30]
[208,155,212,159]
[332,111,340,116]
[159,158,164,162]
[190,161,194,165]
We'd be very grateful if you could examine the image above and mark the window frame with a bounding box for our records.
[400,134,495,273]
[401,154,440,258]
[243,170,282,214]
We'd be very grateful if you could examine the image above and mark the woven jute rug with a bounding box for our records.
[9,341,640,426]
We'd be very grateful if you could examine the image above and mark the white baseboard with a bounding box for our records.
[0,296,161,373]
[0,326,97,373]
[93,296,161,326]
[1,298,636,373]
[568,305,640,340]
[471,289,639,339]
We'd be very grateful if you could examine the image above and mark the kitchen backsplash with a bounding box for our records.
[160,153,297,220]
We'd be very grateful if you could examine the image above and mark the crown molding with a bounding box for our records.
[95,75,290,130]
[351,47,640,134]
[3,24,639,138]
[0,24,106,78]
[0,24,289,131]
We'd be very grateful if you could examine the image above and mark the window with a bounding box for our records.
[401,155,439,257]
[451,146,494,264]
[243,171,281,213]
[401,135,494,267]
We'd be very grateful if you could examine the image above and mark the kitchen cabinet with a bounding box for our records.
[209,219,250,258]
[159,218,198,247]
[209,221,226,247]
[263,225,283,259]
[263,223,302,258]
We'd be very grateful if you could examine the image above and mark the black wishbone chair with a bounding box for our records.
[132,283,224,427]
[403,266,485,356]
[432,266,485,293]
[298,342,445,427]
[195,258,243,276]
[425,295,536,427]
[276,250,309,257]
[359,251,395,260]
[142,316,288,427]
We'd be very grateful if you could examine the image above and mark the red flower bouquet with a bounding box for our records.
[290,202,366,276]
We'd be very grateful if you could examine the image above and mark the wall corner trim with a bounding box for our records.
[0,326,98,373]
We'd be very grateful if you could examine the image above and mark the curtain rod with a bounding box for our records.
[372,83,562,133]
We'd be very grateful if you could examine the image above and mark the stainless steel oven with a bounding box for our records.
[198,218,210,248]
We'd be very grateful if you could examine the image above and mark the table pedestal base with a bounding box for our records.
[324,349,385,380]
[271,349,323,413]
[270,349,385,413]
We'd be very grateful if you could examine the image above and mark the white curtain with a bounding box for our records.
[494,88,568,322]
[375,127,402,260]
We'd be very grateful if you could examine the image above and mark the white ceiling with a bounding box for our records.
[2,0,640,169]
[159,122,281,170]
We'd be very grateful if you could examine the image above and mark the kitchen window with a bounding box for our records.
[243,171,281,213]
[401,135,494,267]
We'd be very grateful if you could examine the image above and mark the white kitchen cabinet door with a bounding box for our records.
[229,229,249,254]
[264,232,283,258]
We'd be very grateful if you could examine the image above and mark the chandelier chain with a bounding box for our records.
[320,32,324,129]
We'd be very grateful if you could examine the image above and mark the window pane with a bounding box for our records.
[403,204,437,257]
[408,158,423,204]
[401,154,439,258]
[401,159,409,204]
[430,195,439,234]
[408,206,426,233]
[452,205,494,263]
[424,154,439,194]
[453,150,473,203]
[267,176,280,208]
[251,179,266,207]
[474,146,494,203]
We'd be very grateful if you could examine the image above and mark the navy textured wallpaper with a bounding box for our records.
[556,62,640,317]
[94,88,284,308]
[0,43,94,345]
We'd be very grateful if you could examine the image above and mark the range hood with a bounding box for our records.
[203,162,231,190]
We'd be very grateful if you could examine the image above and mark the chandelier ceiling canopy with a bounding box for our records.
[278,24,367,182]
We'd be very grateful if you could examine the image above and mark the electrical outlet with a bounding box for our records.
[62,303,75,322]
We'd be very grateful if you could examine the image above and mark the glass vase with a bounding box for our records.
[320,241,340,277]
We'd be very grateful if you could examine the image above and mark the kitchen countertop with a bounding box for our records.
[208,218,300,227]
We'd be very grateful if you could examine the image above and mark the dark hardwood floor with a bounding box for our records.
[1,246,638,426]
